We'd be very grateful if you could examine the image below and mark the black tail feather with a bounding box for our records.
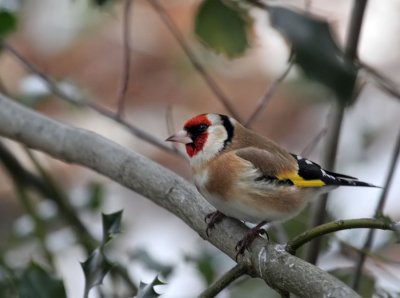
[335,177,380,188]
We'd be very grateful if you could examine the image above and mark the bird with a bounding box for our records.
[166,113,377,258]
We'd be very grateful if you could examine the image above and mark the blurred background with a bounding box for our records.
[0,0,399,297]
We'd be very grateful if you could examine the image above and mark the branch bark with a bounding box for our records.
[0,94,359,297]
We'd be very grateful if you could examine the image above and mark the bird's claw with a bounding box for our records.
[204,211,224,237]
[234,226,269,261]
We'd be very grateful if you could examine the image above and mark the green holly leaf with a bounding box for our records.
[195,0,250,58]
[18,262,66,298]
[269,6,358,104]
[81,248,113,297]
[0,10,17,39]
[102,210,123,244]
[137,275,166,298]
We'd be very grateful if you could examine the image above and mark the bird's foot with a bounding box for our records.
[235,222,268,261]
[205,211,225,237]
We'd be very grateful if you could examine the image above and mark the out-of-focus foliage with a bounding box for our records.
[269,6,358,104]
[0,10,17,39]
[186,253,216,286]
[18,262,67,298]
[195,0,250,58]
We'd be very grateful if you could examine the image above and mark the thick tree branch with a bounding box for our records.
[0,94,359,297]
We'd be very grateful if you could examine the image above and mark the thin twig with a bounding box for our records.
[116,0,134,117]
[246,0,270,10]
[359,61,400,102]
[305,0,368,265]
[286,218,396,255]
[301,127,328,157]
[245,60,294,127]
[1,42,182,158]
[199,263,248,298]
[165,104,184,156]
[351,130,400,290]
[147,0,241,121]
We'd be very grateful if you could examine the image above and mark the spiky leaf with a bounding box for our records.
[269,6,358,103]
[102,210,123,244]
[81,248,112,297]
[137,275,166,298]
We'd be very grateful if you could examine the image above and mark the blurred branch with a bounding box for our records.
[301,126,327,157]
[246,0,270,10]
[116,0,134,117]
[359,62,400,102]
[0,141,51,196]
[147,0,241,121]
[199,263,248,298]
[351,130,400,290]
[0,142,55,267]
[286,218,397,255]
[305,0,368,265]
[245,59,294,127]
[0,94,361,297]
[1,42,182,158]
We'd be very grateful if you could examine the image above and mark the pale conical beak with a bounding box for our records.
[165,130,193,144]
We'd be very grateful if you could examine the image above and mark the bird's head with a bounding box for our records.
[166,113,235,162]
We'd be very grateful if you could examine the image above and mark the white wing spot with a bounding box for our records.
[305,159,313,165]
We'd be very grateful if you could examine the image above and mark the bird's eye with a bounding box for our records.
[197,124,208,132]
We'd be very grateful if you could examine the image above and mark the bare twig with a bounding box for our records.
[359,61,400,101]
[245,60,294,127]
[199,263,248,298]
[286,218,397,255]
[351,130,400,290]
[246,0,270,10]
[116,0,134,117]
[305,0,368,265]
[147,0,241,121]
[301,127,328,157]
[1,42,182,158]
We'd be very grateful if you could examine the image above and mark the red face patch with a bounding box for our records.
[183,114,211,157]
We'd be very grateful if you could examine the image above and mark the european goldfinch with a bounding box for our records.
[166,113,377,257]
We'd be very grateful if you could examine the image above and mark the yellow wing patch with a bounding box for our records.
[277,172,326,187]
